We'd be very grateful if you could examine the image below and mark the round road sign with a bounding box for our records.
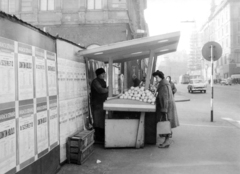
[202,41,222,61]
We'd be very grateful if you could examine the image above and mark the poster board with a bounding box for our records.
[0,14,58,174]
[56,39,87,163]
[0,37,16,174]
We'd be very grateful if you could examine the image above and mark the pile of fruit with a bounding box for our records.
[119,86,156,105]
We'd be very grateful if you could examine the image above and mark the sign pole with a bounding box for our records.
[210,45,214,122]
[202,41,222,123]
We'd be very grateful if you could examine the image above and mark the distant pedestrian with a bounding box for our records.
[152,70,179,148]
[166,76,177,95]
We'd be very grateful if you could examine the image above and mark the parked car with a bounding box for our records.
[187,79,207,93]
[220,79,232,85]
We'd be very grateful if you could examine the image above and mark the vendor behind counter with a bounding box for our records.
[90,68,108,142]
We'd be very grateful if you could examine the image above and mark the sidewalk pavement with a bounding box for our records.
[57,95,240,174]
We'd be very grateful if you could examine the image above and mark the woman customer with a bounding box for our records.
[166,76,177,95]
[152,70,179,148]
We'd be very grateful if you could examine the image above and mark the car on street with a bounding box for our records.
[220,79,232,85]
[187,79,207,93]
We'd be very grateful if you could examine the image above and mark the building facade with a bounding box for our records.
[200,0,240,80]
[188,26,202,79]
[0,0,148,47]
[0,0,148,93]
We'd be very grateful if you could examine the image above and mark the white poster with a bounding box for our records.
[47,51,57,96]
[57,58,66,101]
[0,37,15,104]
[65,60,71,99]
[75,98,83,131]
[18,106,34,164]
[59,100,69,163]
[36,103,48,154]
[18,43,33,101]
[0,109,16,174]
[49,100,58,147]
[35,47,47,98]
[68,99,76,136]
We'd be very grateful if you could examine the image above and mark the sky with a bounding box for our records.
[144,0,222,51]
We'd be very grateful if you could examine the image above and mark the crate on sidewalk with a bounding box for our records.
[67,130,95,165]
[67,141,94,165]
[69,130,94,150]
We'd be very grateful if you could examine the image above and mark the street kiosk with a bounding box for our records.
[78,32,181,148]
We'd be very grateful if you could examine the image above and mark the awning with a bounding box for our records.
[78,31,180,63]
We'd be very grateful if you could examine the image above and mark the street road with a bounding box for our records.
[58,83,240,174]
[176,83,240,128]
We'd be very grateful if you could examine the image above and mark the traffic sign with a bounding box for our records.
[202,41,222,61]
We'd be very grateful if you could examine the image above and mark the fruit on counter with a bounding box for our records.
[119,86,156,105]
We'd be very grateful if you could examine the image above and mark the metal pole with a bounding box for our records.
[210,45,214,122]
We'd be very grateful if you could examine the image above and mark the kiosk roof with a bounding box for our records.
[78,31,180,63]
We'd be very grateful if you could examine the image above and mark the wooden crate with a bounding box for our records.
[68,130,94,151]
[67,141,94,165]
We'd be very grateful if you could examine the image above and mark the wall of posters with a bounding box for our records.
[0,104,16,174]
[0,37,15,104]
[57,39,87,163]
[18,100,35,169]
[17,43,34,101]
[59,100,68,163]
[1,14,59,174]
[49,96,58,149]
[57,58,66,101]
[47,51,57,97]
[1,14,91,173]
[34,47,47,98]
[36,100,48,157]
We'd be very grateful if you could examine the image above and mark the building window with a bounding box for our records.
[40,0,54,11]
[62,0,79,10]
[236,53,240,63]
[87,0,102,10]
[0,0,16,13]
[21,0,33,12]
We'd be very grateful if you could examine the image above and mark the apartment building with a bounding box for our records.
[200,0,240,80]
[0,0,148,47]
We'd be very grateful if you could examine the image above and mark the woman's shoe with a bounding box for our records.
[158,143,170,148]
[158,139,171,148]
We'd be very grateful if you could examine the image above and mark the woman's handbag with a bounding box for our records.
[157,113,171,135]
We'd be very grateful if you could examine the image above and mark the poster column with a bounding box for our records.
[46,51,59,150]
[34,47,49,159]
[36,100,48,158]
[49,96,58,149]
[59,100,68,163]
[47,51,57,97]
[35,47,47,99]
[17,43,35,170]
[0,36,16,174]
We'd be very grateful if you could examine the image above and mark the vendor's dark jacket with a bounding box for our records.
[91,77,108,129]
[133,78,140,87]
[156,79,179,128]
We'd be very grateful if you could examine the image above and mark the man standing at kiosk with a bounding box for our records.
[91,68,108,142]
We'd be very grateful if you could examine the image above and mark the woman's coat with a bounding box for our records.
[155,79,179,128]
